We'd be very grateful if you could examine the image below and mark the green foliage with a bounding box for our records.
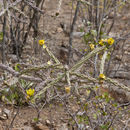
[77,114,89,124]
[33,117,39,122]
[100,124,109,130]
[1,85,24,105]
[73,85,125,129]
[0,79,34,105]
[83,31,97,45]
[15,64,20,71]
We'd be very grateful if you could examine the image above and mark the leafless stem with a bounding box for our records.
[68,1,80,65]
[9,106,20,130]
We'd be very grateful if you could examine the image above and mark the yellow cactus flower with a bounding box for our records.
[39,40,45,45]
[89,43,95,50]
[26,88,35,97]
[99,40,104,46]
[65,86,71,93]
[47,61,51,65]
[107,38,114,45]
[99,74,106,80]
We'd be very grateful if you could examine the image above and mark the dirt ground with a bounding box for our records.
[0,0,130,129]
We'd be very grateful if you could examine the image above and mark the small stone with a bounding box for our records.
[51,30,56,34]
[57,123,68,130]
[45,120,51,126]
[122,16,127,20]
[0,113,8,120]
[57,27,63,33]
[73,53,79,61]
[35,123,49,130]
[3,108,10,117]
[13,126,34,130]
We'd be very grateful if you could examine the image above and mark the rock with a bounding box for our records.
[72,32,85,37]
[12,126,34,130]
[3,108,11,117]
[0,113,8,120]
[51,30,56,34]
[45,120,51,126]
[110,71,130,80]
[34,123,49,130]
[57,27,63,33]
[101,86,130,103]
[123,80,130,86]
[57,123,68,130]
[60,22,85,37]
[73,53,79,61]
[0,108,9,120]
[126,92,130,102]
